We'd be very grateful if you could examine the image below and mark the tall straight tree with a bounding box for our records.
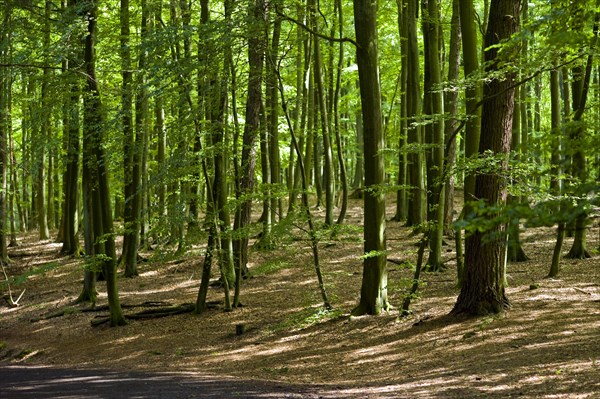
[120,0,140,277]
[405,0,425,227]
[422,0,445,271]
[37,0,51,240]
[443,0,461,232]
[566,5,598,259]
[453,0,520,316]
[0,0,11,264]
[60,0,82,256]
[233,0,267,278]
[352,0,389,316]
[82,0,126,326]
[460,0,482,201]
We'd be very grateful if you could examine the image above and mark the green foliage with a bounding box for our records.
[272,306,343,332]
[249,259,290,278]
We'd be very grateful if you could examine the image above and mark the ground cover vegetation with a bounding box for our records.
[1,0,600,396]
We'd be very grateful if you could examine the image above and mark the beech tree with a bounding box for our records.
[453,0,521,316]
[352,0,389,316]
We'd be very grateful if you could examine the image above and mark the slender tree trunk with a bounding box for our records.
[548,67,564,279]
[422,0,445,271]
[37,0,51,240]
[393,0,408,221]
[267,11,282,225]
[333,0,348,225]
[405,0,425,227]
[120,0,140,277]
[309,0,334,226]
[460,0,482,201]
[566,10,598,258]
[443,0,461,233]
[0,2,11,263]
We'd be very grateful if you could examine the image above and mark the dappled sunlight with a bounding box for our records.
[1,210,599,397]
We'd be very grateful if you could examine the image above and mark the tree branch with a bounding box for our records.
[276,10,359,48]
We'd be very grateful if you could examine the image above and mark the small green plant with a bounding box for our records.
[249,259,290,277]
[272,306,343,332]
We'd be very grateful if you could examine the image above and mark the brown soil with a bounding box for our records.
[1,199,599,398]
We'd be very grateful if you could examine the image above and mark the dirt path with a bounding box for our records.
[0,365,329,399]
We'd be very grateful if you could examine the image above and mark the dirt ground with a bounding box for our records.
[1,198,599,398]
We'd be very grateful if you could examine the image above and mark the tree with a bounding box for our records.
[352,0,389,316]
[404,0,425,228]
[422,0,445,271]
[233,0,267,280]
[460,0,482,201]
[565,5,598,259]
[120,0,140,277]
[82,0,126,326]
[60,0,82,257]
[452,0,521,316]
[0,0,11,264]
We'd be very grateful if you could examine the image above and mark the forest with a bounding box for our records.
[0,0,599,396]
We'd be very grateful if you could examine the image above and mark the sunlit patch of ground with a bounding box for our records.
[1,199,599,398]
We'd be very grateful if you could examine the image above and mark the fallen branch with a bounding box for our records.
[90,301,222,327]
[1,262,26,307]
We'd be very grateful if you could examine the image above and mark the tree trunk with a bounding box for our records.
[452,0,520,316]
[120,0,140,277]
[0,2,11,263]
[460,0,482,201]
[422,0,445,271]
[233,0,267,279]
[352,0,389,316]
[309,0,334,226]
[333,0,348,225]
[443,0,461,233]
[393,0,408,221]
[37,0,51,240]
[83,0,126,326]
[405,0,425,227]
[565,10,598,258]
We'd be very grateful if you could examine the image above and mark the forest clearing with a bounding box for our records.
[1,198,599,398]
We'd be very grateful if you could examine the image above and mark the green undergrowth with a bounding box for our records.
[271,306,343,332]
[249,259,291,277]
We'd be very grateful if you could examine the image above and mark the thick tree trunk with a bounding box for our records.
[352,0,389,316]
[233,0,266,279]
[83,0,126,326]
[452,0,520,316]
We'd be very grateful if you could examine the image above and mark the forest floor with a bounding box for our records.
[1,196,599,398]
